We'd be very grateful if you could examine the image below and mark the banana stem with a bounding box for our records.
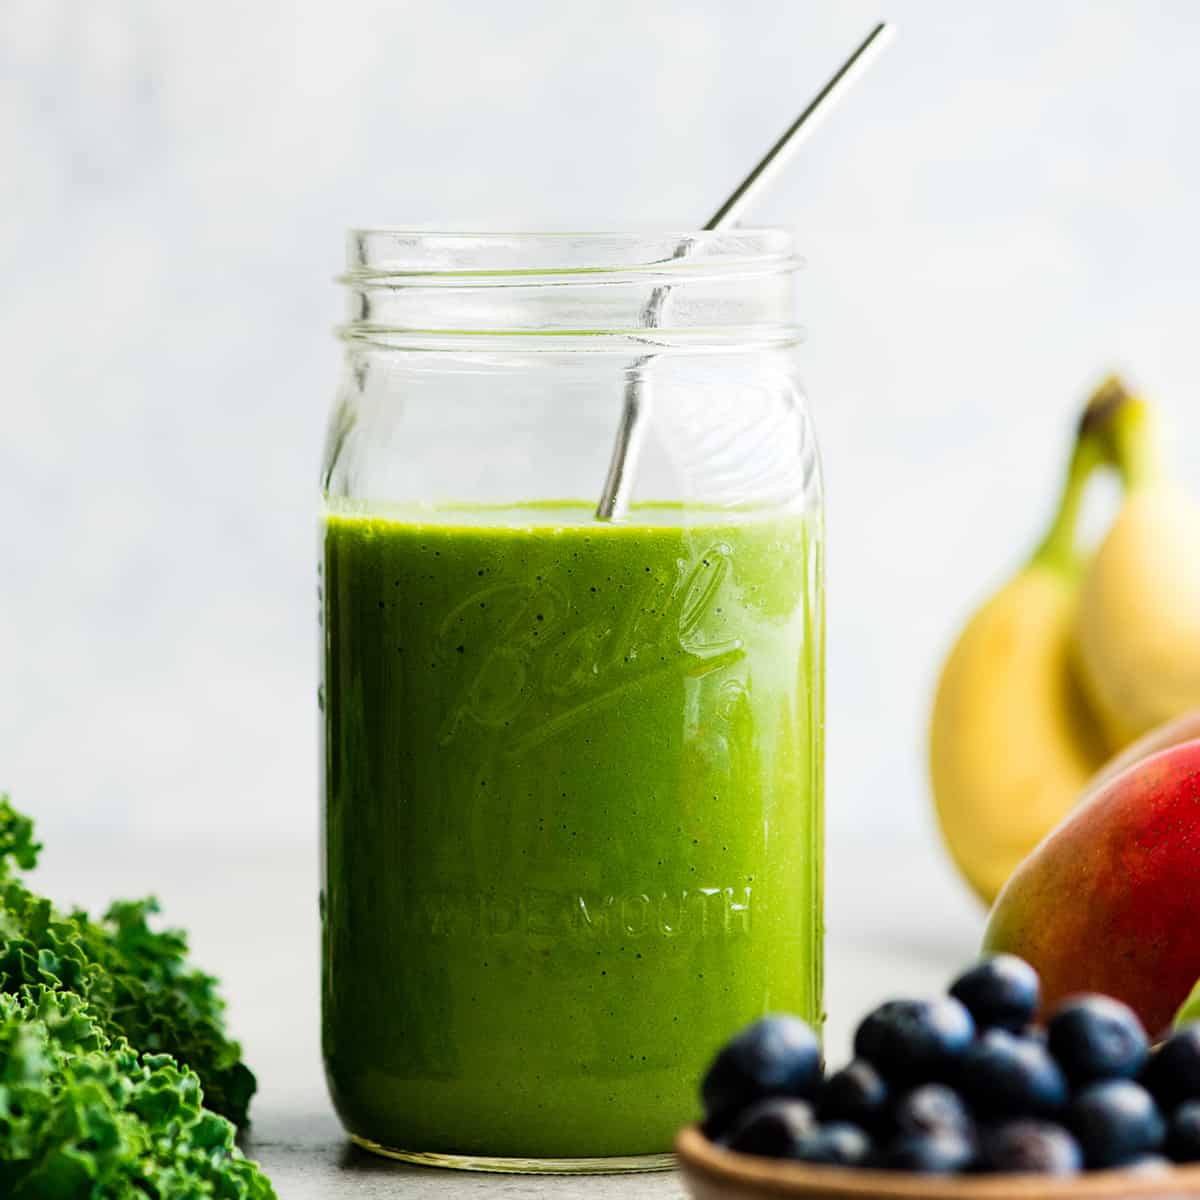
[1078,374,1165,490]
[1031,424,1110,575]
[1105,397,1164,491]
[1032,374,1165,574]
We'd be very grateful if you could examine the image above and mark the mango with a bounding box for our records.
[984,738,1200,1038]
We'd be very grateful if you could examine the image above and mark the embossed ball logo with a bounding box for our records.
[437,542,745,750]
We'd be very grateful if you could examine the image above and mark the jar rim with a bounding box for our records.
[344,228,799,281]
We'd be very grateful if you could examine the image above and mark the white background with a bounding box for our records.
[3,0,1199,871]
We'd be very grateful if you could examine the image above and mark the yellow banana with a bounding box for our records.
[1074,388,1200,746]
[930,403,1110,905]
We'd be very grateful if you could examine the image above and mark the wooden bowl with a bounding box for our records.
[675,1126,1200,1200]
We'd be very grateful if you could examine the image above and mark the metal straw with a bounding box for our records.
[594,21,894,521]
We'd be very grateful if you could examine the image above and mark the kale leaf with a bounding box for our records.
[0,989,274,1198]
[0,797,255,1128]
[0,797,274,1197]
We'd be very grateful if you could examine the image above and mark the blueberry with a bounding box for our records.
[701,1107,739,1143]
[959,1029,1068,1118]
[723,1098,817,1158]
[1165,1099,1200,1162]
[949,955,1040,1033]
[1046,995,1149,1085]
[818,1060,888,1132]
[1121,1154,1172,1173]
[700,1104,734,1142]
[853,998,974,1085]
[701,1015,822,1126]
[892,1084,973,1139]
[882,1131,975,1173]
[1143,1024,1200,1111]
[791,1122,874,1167]
[1065,1079,1165,1168]
[975,1119,1082,1175]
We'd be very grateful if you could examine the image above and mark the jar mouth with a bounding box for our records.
[339,229,802,347]
[343,228,800,281]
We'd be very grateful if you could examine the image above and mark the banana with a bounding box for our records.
[930,405,1111,905]
[1074,387,1200,746]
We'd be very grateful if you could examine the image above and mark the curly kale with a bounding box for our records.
[0,989,273,1198]
[0,798,274,1197]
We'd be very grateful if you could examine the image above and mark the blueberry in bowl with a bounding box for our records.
[1144,1025,1200,1113]
[1167,1100,1200,1163]
[680,956,1200,1198]
[818,1059,889,1133]
[879,1131,975,1174]
[949,954,1040,1034]
[790,1122,874,1168]
[852,997,974,1086]
[959,1028,1068,1118]
[701,1014,824,1134]
[722,1098,818,1158]
[890,1083,974,1140]
[1047,995,1149,1086]
[1064,1079,1165,1169]
[974,1119,1082,1175]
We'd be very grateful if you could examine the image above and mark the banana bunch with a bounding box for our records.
[1075,395,1200,746]
[930,378,1200,904]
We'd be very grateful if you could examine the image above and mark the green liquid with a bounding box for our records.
[320,502,823,1159]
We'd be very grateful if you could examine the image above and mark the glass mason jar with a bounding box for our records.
[319,230,824,1173]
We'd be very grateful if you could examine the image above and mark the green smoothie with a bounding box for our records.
[320,501,823,1161]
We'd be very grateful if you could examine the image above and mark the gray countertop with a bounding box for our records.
[34,834,982,1198]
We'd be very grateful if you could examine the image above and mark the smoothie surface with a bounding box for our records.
[321,500,823,1159]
